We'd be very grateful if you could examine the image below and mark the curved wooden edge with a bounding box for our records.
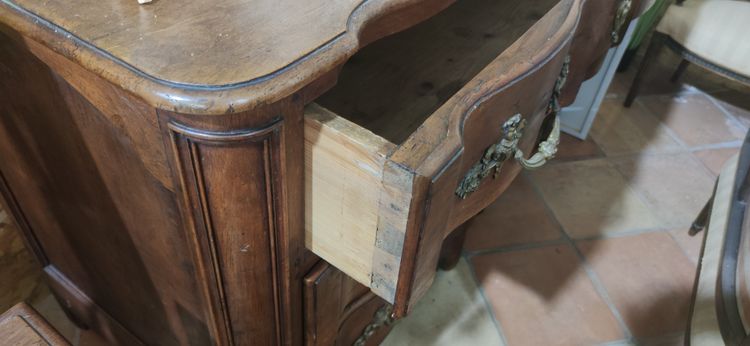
[390,0,581,175]
[386,0,583,317]
[560,0,642,106]
[715,132,750,344]
[559,0,620,105]
[0,0,454,116]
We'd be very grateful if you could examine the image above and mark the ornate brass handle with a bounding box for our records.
[353,305,395,346]
[455,114,560,199]
[455,114,525,199]
[455,56,569,199]
[611,0,633,44]
[514,115,560,169]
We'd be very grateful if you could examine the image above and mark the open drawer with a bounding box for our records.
[305,0,582,317]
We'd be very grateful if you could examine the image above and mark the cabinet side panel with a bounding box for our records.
[0,32,209,345]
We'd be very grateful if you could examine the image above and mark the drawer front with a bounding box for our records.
[304,261,392,346]
[561,0,642,105]
[305,0,615,318]
[384,0,581,316]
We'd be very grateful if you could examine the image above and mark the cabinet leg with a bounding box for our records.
[625,32,666,107]
[670,59,690,83]
[438,220,472,271]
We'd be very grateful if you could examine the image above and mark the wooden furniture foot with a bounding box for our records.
[438,218,473,271]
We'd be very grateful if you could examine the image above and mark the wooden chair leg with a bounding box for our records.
[437,219,472,271]
[670,59,690,83]
[690,179,718,236]
[625,32,667,107]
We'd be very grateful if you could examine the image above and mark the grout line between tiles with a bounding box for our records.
[460,80,738,344]
[465,238,568,257]
[571,225,677,242]
[573,148,720,203]
[660,91,744,180]
[601,148,716,234]
[466,222,683,257]
[560,144,740,162]
[634,91,746,157]
[536,138,701,345]
[630,90,738,199]
[606,79,703,101]
[663,228,703,266]
[525,170,635,341]
[567,238,637,343]
[632,85,702,99]
[632,96,692,151]
[601,158,667,232]
[462,252,510,346]
[547,151,677,164]
[592,339,634,346]
[546,140,741,165]
[687,140,744,151]
[684,148,724,183]
[704,91,749,132]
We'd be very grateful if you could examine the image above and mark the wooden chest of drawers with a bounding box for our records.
[0,0,643,344]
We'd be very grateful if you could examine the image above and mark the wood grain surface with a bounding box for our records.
[0,303,69,345]
[304,104,394,286]
[0,0,453,114]
[386,0,581,315]
[308,0,593,315]
[0,0,644,342]
[317,0,560,144]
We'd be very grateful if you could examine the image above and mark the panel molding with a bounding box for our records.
[168,119,285,346]
[43,266,144,345]
[0,169,48,266]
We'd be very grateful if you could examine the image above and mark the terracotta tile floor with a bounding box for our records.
[1,50,749,345]
[385,54,750,345]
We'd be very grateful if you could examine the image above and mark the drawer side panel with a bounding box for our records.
[304,104,395,286]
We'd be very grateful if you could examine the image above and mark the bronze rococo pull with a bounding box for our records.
[455,114,527,199]
[455,56,569,199]
[353,304,395,346]
[514,115,560,169]
[454,113,560,199]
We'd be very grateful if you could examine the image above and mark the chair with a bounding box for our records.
[687,130,750,345]
[624,0,750,107]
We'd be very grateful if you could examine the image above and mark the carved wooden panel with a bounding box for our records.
[303,261,392,346]
[168,120,286,345]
